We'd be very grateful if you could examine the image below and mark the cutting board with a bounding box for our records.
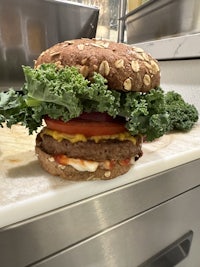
[1,124,200,228]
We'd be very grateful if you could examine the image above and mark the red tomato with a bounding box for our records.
[54,154,69,165]
[44,114,126,137]
[119,158,131,166]
[79,112,117,122]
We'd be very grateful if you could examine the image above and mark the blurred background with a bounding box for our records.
[67,0,148,41]
[1,0,199,90]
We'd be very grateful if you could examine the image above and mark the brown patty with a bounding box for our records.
[34,38,160,92]
[36,132,143,162]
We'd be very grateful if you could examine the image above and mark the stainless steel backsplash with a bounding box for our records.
[0,0,99,90]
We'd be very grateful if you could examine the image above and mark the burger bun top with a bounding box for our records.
[34,38,160,92]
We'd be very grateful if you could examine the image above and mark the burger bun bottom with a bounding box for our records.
[35,146,133,181]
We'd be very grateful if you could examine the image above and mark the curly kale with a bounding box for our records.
[0,64,199,140]
[165,91,199,132]
[119,88,169,141]
[0,64,170,140]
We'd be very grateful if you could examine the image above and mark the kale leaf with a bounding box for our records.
[0,64,198,141]
[165,91,199,132]
[119,88,169,141]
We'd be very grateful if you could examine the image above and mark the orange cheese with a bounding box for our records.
[42,127,137,144]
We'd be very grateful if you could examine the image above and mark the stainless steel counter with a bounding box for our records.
[1,157,200,266]
[1,124,200,228]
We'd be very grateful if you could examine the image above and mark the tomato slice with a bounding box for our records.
[79,112,121,122]
[44,114,126,137]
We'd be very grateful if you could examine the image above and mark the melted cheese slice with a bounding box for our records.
[42,127,137,144]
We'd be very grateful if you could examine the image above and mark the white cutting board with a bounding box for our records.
[1,124,200,228]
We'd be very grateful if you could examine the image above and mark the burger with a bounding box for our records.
[0,38,169,180]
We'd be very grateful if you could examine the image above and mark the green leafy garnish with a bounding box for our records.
[0,63,198,141]
[165,91,199,132]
